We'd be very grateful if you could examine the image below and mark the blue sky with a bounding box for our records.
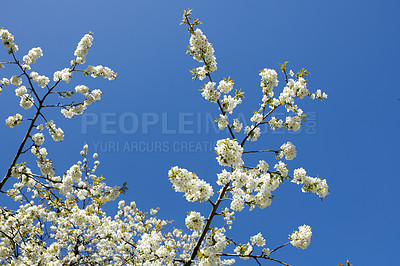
[0,0,399,265]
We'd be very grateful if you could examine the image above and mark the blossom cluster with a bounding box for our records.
[61,85,102,118]
[201,81,220,102]
[185,211,205,231]
[290,225,313,249]
[215,138,243,167]
[53,68,72,83]
[218,166,280,211]
[5,113,22,128]
[293,167,329,198]
[0,28,18,52]
[23,47,43,66]
[45,120,64,142]
[188,28,217,80]
[74,32,93,64]
[259,68,279,99]
[30,71,50,88]
[16,86,34,109]
[279,141,297,160]
[85,65,117,80]
[168,166,214,202]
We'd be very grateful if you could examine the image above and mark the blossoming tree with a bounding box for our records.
[0,10,329,265]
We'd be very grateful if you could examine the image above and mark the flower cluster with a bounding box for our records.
[168,166,214,202]
[5,113,22,128]
[31,146,54,176]
[311,89,328,100]
[284,115,302,131]
[279,141,297,160]
[60,85,102,118]
[215,138,243,167]
[217,114,228,130]
[217,77,234,94]
[228,168,280,211]
[23,47,43,65]
[30,71,50,88]
[232,118,242,133]
[269,116,283,130]
[201,81,220,102]
[0,28,18,52]
[10,75,22,86]
[53,68,72,83]
[188,28,217,80]
[45,120,64,141]
[244,125,261,141]
[85,65,117,80]
[259,68,279,98]
[274,161,289,177]
[250,232,266,247]
[74,32,93,64]
[185,211,205,231]
[0,78,10,92]
[293,167,329,198]
[19,92,34,110]
[290,225,312,249]
[31,132,44,146]
[199,228,229,265]
[221,95,241,114]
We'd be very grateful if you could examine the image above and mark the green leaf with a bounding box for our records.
[278,61,289,73]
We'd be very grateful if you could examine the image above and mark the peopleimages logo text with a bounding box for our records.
[81,111,318,136]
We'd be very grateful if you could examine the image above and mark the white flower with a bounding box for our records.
[217,114,228,130]
[285,116,301,131]
[250,233,266,247]
[10,76,22,86]
[274,161,288,177]
[5,114,23,128]
[189,28,217,74]
[215,138,243,167]
[244,126,261,142]
[269,117,283,130]
[15,86,27,97]
[0,28,18,52]
[53,68,72,83]
[74,33,94,64]
[19,94,34,109]
[30,72,49,88]
[279,141,296,160]
[168,166,214,202]
[292,168,329,198]
[23,47,43,65]
[290,225,312,249]
[46,121,64,141]
[232,118,242,132]
[75,85,90,96]
[0,78,10,87]
[32,133,44,146]
[201,82,220,102]
[222,95,241,114]
[257,160,269,173]
[259,68,278,97]
[250,112,263,124]
[217,78,234,94]
[86,65,117,80]
[185,211,204,231]
[311,89,328,100]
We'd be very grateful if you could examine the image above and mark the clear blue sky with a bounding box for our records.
[0,1,399,265]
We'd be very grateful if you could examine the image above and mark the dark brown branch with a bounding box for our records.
[184,182,231,265]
